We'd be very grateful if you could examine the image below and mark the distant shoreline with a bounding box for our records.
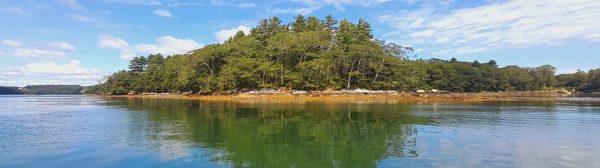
[92,91,593,103]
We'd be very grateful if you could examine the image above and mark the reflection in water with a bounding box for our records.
[2,96,600,168]
[109,98,428,168]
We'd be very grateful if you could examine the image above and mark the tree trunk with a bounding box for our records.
[347,62,354,90]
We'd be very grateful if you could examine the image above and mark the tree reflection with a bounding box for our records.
[106,98,430,167]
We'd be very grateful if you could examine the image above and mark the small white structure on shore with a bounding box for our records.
[416,90,425,93]
[430,89,439,93]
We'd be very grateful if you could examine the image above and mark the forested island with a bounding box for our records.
[85,15,600,95]
[0,85,84,95]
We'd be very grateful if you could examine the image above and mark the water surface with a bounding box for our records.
[1,95,599,168]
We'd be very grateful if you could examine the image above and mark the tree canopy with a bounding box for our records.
[85,15,600,95]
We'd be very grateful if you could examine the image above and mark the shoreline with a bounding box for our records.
[91,91,594,103]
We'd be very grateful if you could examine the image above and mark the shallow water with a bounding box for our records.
[1,95,599,168]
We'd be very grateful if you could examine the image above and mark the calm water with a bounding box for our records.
[1,96,600,168]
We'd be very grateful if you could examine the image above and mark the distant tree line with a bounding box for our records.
[0,86,21,94]
[84,15,600,95]
[0,85,84,95]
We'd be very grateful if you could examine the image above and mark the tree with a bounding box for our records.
[556,70,588,90]
[267,16,286,35]
[450,58,458,63]
[306,16,323,31]
[355,18,373,42]
[472,60,481,67]
[380,41,414,60]
[587,68,600,91]
[529,65,557,90]
[291,15,306,32]
[487,60,498,67]
[251,19,269,44]
[322,15,338,32]
[129,56,148,73]
[337,19,356,45]
[503,66,534,91]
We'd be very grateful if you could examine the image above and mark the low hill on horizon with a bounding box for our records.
[0,85,84,95]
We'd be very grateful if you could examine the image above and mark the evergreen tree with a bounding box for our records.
[291,15,306,32]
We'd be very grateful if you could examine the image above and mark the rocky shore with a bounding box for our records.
[95,89,585,103]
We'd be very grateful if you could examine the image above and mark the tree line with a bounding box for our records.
[0,85,84,95]
[85,15,600,95]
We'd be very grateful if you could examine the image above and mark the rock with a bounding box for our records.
[196,90,212,95]
[292,90,307,95]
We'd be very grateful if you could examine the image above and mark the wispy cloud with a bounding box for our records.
[101,0,161,5]
[211,0,256,8]
[102,0,255,8]
[379,0,600,55]
[68,14,98,23]
[0,6,26,14]
[153,9,173,17]
[98,35,203,60]
[1,40,76,58]
[13,42,75,58]
[60,0,85,10]
[1,40,23,47]
[270,0,390,14]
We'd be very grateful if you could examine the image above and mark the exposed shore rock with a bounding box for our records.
[93,90,587,103]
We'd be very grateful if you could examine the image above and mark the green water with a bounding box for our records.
[1,95,600,168]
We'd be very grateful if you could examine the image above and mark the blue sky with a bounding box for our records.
[1,0,599,86]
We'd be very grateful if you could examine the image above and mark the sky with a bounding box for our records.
[1,0,599,86]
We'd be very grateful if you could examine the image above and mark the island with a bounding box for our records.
[76,15,598,99]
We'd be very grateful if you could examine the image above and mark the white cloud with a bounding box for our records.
[68,14,98,23]
[98,35,129,49]
[98,35,203,60]
[214,25,251,43]
[60,0,84,10]
[237,2,256,8]
[120,50,137,60]
[273,0,389,14]
[267,7,316,15]
[14,48,68,58]
[0,60,105,86]
[20,60,100,75]
[379,0,600,55]
[1,40,22,47]
[50,42,76,51]
[211,0,256,8]
[11,42,76,58]
[153,9,173,17]
[101,0,161,5]
[134,36,202,55]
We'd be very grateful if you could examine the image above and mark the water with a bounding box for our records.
[1,95,600,168]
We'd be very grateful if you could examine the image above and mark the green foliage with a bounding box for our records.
[587,68,600,91]
[87,15,599,94]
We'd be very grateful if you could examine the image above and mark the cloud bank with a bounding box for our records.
[378,0,600,55]
[0,60,104,86]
